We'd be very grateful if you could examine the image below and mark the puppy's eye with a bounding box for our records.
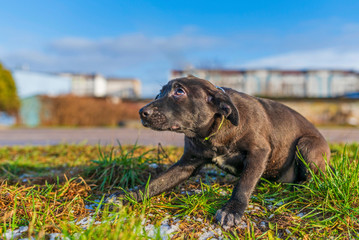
[174,88,186,96]
[207,95,213,102]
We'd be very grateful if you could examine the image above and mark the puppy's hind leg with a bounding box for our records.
[295,135,331,182]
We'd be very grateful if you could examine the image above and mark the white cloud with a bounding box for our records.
[0,28,223,97]
[1,29,221,74]
[236,21,359,71]
[241,48,359,70]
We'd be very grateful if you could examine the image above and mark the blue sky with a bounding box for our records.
[1,0,359,96]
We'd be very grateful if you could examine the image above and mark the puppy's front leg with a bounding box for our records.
[107,154,204,204]
[215,146,269,228]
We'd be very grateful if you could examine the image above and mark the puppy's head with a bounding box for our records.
[139,76,239,138]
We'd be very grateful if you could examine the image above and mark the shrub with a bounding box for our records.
[0,63,20,115]
[40,95,148,126]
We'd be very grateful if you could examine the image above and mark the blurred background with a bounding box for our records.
[1,0,359,129]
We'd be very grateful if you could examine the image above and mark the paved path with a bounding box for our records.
[0,127,358,147]
[0,128,183,146]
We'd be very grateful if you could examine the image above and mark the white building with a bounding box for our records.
[61,73,107,97]
[12,70,141,99]
[106,77,141,99]
[60,73,141,98]
[171,69,359,98]
[13,69,72,98]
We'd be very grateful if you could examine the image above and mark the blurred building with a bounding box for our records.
[20,95,42,127]
[66,73,107,97]
[55,73,141,98]
[13,69,142,127]
[13,69,72,98]
[106,77,141,99]
[60,73,141,98]
[13,69,141,99]
[171,69,359,98]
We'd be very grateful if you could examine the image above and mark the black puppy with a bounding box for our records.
[108,75,331,228]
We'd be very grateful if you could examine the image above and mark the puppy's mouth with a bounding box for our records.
[141,119,182,132]
[141,119,150,128]
[169,124,181,132]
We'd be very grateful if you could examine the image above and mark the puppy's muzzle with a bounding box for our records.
[139,107,153,119]
[139,106,152,127]
[139,106,167,129]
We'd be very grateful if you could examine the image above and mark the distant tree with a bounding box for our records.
[0,62,20,115]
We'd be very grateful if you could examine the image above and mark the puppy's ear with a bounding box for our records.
[187,74,197,78]
[212,90,239,126]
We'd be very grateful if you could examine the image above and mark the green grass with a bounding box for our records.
[0,143,358,239]
[86,143,162,191]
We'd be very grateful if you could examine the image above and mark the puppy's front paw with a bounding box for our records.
[215,200,244,228]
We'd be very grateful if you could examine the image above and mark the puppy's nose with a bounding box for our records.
[139,107,153,118]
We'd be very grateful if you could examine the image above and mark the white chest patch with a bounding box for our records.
[212,155,237,174]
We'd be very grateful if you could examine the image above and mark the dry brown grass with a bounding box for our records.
[39,95,149,126]
[0,177,91,234]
